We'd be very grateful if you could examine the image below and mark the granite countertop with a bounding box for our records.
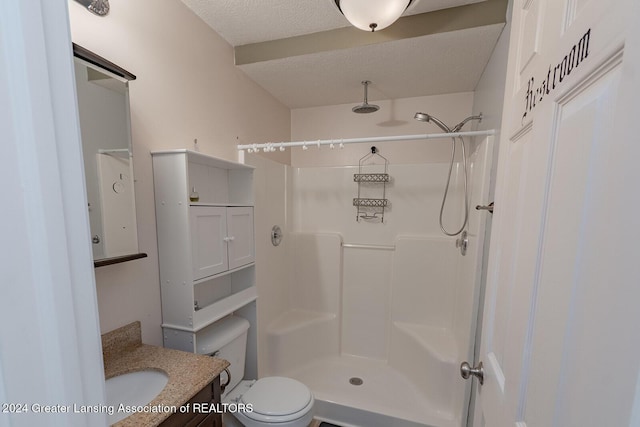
[102,321,229,427]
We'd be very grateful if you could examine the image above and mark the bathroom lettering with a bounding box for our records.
[522,28,591,122]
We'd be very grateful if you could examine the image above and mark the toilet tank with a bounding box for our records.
[197,315,250,395]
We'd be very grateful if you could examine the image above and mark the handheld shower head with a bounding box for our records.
[413,110,484,237]
[414,112,451,133]
[414,112,483,133]
[414,112,431,122]
[451,113,483,132]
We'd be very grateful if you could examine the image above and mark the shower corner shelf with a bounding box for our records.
[354,147,390,222]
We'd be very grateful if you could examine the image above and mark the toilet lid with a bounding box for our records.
[241,377,313,422]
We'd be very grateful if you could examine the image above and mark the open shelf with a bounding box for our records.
[192,262,255,286]
[94,252,147,268]
[192,286,258,332]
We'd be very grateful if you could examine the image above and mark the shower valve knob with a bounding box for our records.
[460,361,484,385]
[455,231,468,256]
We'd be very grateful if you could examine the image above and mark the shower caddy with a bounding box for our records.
[353,146,390,222]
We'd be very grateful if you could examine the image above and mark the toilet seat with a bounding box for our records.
[240,377,313,423]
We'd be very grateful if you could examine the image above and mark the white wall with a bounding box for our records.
[472,23,511,190]
[292,163,465,240]
[68,0,291,344]
[291,92,475,167]
[291,163,466,361]
[244,153,292,376]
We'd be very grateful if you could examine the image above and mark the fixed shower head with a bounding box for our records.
[353,81,380,114]
[353,104,380,114]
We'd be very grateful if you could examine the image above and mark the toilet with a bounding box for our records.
[197,316,314,427]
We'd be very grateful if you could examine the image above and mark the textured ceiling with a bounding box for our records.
[180,0,504,109]
[239,24,504,108]
[181,0,487,46]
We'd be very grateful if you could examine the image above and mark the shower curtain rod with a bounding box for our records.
[237,129,495,152]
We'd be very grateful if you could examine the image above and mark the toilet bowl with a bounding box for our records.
[198,316,314,427]
[224,377,314,427]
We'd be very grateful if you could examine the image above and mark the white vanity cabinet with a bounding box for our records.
[151,150,257,379]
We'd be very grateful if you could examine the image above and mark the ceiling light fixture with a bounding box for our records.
[333,0,413,32]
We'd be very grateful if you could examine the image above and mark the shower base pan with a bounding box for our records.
[283,355,459,427]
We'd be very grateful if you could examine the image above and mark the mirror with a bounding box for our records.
[73,44,145,266]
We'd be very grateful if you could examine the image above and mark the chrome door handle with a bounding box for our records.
[460,361,484,385]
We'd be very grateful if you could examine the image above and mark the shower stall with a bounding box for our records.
[247,132,493,427]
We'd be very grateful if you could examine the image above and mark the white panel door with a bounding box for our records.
[226,206,255,269]
[190,206,228,279]
[475,0,640,426]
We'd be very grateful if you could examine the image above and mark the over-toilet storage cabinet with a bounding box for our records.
[151,150,257,379]
[190,205,254,279]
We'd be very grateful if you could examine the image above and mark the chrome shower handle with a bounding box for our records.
[455,231,468,256]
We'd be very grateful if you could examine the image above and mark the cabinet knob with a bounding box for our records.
[223,236,235,242]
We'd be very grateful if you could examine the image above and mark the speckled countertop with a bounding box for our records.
[102,321,229,427]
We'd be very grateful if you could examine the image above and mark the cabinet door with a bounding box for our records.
[226,207,254,270]
[190,206,228,280]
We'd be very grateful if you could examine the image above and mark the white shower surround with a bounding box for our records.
[252,137,492,426]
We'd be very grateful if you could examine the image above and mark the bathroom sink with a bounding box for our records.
[105,370,169,424]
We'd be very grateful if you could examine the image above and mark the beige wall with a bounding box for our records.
[68,0,290,344]
[291,92,475,167]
